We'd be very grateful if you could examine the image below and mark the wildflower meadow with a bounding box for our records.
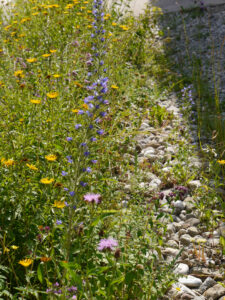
[1,0,224,298]
[0,0,179,298]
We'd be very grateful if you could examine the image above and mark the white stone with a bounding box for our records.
[179,275,202,288]
[174,263,189,275]
[173,200,185,210]
[188,180,201,189]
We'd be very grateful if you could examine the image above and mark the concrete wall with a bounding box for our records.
[128,0,225,15]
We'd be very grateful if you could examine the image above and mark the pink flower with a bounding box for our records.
[83,193,101,204]
[98,237,118,251]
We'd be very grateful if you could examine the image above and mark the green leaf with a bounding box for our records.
[110,275,125,286]
[37,264,43,284]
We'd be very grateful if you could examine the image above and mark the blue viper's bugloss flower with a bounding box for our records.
[80,181,87,187]
[66,156,73,163]
[80,142,87,147]
[100,111,107,117]
[97,129,104,135]
[84,151,90,157]
[86,167,92,173]
[90,137,97,142]
[69,191,75,197]
[91,159,98,164]
[75,124,82,129]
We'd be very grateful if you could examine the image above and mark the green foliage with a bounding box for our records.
[0,0,177,299]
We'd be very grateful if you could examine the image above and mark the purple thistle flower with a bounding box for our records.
[84,193,101,204]
[98,237,118,251]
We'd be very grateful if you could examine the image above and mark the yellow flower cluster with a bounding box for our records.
[18,258,33,267]
[45,154,57,161]
[47,92,59,98]
[1,158,14,166]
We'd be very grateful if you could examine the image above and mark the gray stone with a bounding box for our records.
[167,239,178,248]
[180,234,192,246]
[167,224,175,234]
[188,180,201,189]
[203,284,225,299]
[149,178,162,190]
[173,200,185,210]
[178,229,187,237]
[179,275,202,288]
[168,283,205,300]
[187,227,199,237]
[207,238,220,247]
[163,247,180,257]
[198,277,217,294]
[141,147,155,157]
[174,263,189,275]
[174,222,185,231]
[180,214,187,221]
[185,218,200,227]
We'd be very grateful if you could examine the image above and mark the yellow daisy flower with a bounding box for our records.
[111,85,119,89]
[217,160,225,165]
[14,70,24,78]
[11,245,19,250]
[53,200,66,208]
[40,178,54,184]
[50,49,57,53]
[53,74,61,78]
[27,58,37,63]
[30,99,41,104]
[46,92,59,98]
[72,109,79,113]
[18,258,33,267]
[45,154,57,161]
[42,53,51,58]
[26,163,38,171]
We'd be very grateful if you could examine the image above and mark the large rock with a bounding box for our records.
[203,284,225,299]
[198,277,217,294]
[178,275,202,288]
[168,282,205,300]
